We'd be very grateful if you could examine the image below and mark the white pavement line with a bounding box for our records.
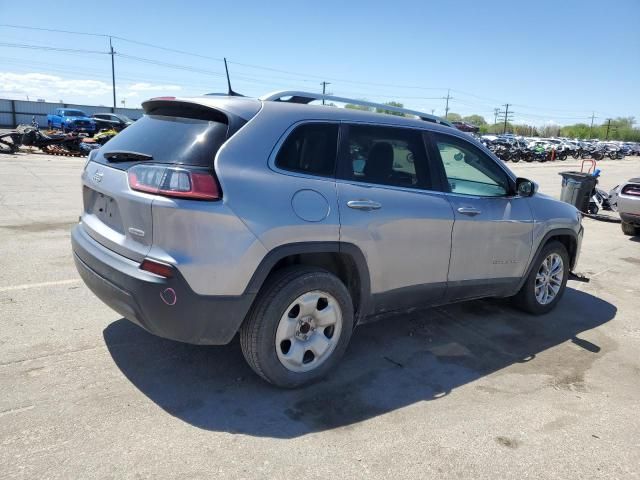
[0,279,80,293]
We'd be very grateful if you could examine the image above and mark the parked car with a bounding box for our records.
[72,91,583,387]
[92,113,135,132]
[609,178,640,235]
[47,108,96,134]
[452,121,480,133]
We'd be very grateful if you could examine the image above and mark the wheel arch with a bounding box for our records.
[244,242,372,324]
[515,228,579,293]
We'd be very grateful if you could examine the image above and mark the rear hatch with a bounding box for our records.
[80,99,251,262]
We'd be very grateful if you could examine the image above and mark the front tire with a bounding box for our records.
[240,266,354,388]
[512,241,569,315]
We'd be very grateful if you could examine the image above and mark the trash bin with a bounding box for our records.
[559,172,597,212]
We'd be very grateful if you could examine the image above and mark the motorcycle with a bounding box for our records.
[0,130,21,154]
[606,145,624,160]
[581,145,605,160]
[94,128,118,145]
[17,123,99,157]
[587,169,612,215]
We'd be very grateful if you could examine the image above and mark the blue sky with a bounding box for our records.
[0,0,638,126]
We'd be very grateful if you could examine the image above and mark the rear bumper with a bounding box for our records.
[71,224,254,345]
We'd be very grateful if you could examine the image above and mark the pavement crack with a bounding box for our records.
[0,405,35,417]
[0,344,106,367]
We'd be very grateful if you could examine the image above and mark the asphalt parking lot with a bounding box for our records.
[1,152,639,479]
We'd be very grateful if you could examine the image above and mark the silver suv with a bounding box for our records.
[72,91,583,387]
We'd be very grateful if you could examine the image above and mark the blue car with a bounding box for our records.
[47,108,96,134]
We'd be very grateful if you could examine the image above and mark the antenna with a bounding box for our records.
[223,58,244,97]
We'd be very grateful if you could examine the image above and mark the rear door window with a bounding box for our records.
[275,123,339,177]
[339,124,432,190]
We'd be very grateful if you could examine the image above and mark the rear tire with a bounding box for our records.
[511,241,569,315]
[621,222,639,236]
[240,266,354,388]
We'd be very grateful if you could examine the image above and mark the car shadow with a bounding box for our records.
[103,287,615,438]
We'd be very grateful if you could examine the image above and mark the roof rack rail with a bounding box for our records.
[259,90,453,127]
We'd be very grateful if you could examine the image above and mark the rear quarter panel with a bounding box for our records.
[215,108,341,251]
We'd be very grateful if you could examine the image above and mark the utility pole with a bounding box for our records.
[589,112,596,139]
[605,118,612,140]
[503,104,510,134]
[496,104,513,134]
[109,36,116,110]
[493,108,500,125]
[320,81,331,105]
[444,89,451,119]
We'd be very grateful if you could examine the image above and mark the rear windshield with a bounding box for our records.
[98,114,228,168]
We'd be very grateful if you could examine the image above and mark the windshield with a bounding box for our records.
[117,115,133,122]
[98,114,228,168]
[63,110,86,117]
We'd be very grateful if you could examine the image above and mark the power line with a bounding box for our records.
[0,25,632,122]
[112,36,223,62]
[1,24,449,91]
[450,89,503,104]
[0,23,224,61]
[0,24,107,38]
[116,53,226,77]
[0,41,107,55]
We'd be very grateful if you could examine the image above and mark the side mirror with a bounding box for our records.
[516,178,538,197]
[453,152,464,161]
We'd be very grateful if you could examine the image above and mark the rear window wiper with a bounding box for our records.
[103,151,153,162]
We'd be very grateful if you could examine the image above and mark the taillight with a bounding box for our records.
[127,164,220,200]
[622,184,640,197]
[140,259,175,278]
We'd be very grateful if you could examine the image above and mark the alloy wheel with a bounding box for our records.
[534,253,564,305]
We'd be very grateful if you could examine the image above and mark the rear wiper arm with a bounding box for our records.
[103,151,153,162]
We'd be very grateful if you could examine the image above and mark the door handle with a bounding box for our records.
[457,206,481,216]
[347,200,382,211]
